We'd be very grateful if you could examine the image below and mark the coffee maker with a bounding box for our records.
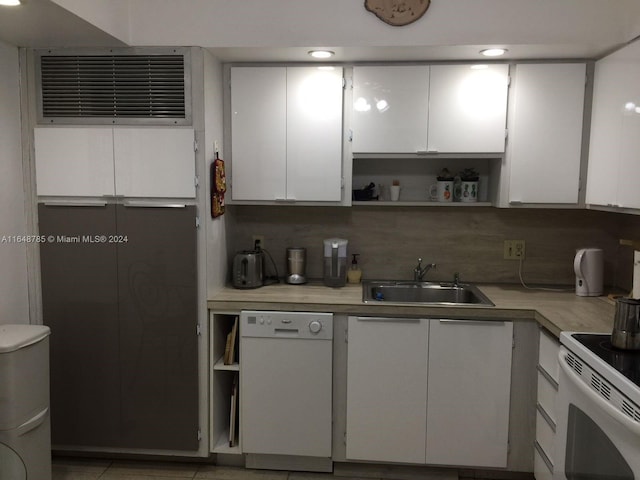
[323,238,348,287]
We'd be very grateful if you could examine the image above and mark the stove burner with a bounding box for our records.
[572,333,640,389]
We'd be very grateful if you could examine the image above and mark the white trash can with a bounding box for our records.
[0,324,51,480]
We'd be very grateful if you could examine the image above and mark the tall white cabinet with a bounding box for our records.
[351,64,509,154]
[586,38,640,210]
[346,316,513,468]
[230,66,344,202]
[506,63,587,204]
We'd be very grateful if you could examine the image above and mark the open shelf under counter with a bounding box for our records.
[213,355,240,372]
[212,429,241,455]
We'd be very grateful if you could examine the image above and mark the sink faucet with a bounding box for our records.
[414,258,436,281]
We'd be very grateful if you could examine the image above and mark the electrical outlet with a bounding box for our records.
[252,235,265,251]
[504,240,526,260]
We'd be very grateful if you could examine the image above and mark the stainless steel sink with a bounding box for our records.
[362,280,494,306]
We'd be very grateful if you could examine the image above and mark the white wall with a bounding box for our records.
[203,49,228,296]
[0,40,29,324]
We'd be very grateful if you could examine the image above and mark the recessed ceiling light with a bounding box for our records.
[308,50,335,59]
[0,0,21,5]
[480,48,508,57]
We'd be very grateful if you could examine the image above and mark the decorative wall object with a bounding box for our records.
[364,0,431,26]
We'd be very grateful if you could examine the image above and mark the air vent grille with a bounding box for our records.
[38,51,190,124]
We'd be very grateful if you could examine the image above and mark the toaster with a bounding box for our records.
[232,250,264,289]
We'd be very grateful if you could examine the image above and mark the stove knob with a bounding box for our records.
[309,320,323,334]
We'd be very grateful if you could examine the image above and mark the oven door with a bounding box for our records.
[555,346,640,480]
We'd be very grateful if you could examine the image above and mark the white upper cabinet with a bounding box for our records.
[428,64,509,153]
[34,127,115,197]
[351,64,509,154]
[231,67,287,201]
[34,127,195,198]
[587,39,640,209]
[113,128,195,198]
[286,67,344,202]
[352,66,430,153]
[507,63,586,204]
[230,66,344,202]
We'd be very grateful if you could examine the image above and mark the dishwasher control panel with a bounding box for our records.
[240,311,333,340]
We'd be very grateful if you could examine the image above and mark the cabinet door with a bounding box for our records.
[116,205,199,450]
[34,127,115,197]
[508,64,586,204]
[38,203,121,447]
[428,64,509,153]
[286,67,343,201]
[586,39,640,209]
[346,316,428,464]
[352,66,430,153]
[425,319,513,468]
[613,41,640,209]
[113,128,195,198]
[231,67,287,201]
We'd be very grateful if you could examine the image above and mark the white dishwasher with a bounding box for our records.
[240,310,333,472]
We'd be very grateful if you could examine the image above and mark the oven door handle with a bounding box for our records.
[558,349,640,437]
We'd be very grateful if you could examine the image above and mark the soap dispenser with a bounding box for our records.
[347,254,362,284]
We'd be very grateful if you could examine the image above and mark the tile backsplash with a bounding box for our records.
[227,205,639,291]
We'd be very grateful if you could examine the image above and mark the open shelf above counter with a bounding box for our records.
[351,156,502,206]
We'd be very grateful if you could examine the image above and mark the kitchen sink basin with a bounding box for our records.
[362,280,494,306]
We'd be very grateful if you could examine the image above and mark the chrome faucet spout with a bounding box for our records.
[414,258,436,281]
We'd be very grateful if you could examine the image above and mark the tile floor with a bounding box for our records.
[52,458,368,480]
[51,457,523,480]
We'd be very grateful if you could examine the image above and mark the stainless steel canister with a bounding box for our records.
[611,297,640,350]
[286,247,307,285]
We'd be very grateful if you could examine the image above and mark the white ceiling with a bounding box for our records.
[1,0,640,62]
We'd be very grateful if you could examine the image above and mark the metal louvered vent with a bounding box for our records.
[36,49,191,125]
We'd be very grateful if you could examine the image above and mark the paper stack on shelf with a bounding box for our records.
[223,316,239,365]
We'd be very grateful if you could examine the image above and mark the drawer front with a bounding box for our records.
[539,329,560,382]
[535,410,555,466]
[534,444,554,480]
[537,370,558,425]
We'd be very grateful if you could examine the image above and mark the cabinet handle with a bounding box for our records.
[43,201,107,207]
[536,364,559,390]
[416,150,438,155]
[356,317,422,323]
[438,319,505,326]
[275,198,296,203]
[123,201,186,208]
[534,441,554,472]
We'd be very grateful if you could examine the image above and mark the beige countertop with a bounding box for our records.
[208,282,617,338]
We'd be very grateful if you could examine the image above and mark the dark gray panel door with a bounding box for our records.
[115,205,199,450]
[38,203,121,447]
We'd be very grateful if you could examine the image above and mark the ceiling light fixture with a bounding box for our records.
[0,0,21,5]
[480,48,508,57]
[308,50,335,59]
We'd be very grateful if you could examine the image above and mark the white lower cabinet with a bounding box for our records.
[534,328,560,479]
[346,316,429,464]
[346,316,513,468]
[425,319,513,468]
